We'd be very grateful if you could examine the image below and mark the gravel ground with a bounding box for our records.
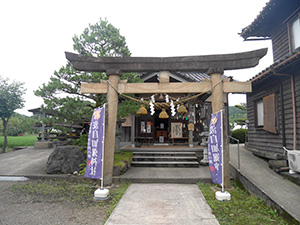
[0,180,107,225]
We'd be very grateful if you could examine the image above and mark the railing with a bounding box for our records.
[228,136,240,170]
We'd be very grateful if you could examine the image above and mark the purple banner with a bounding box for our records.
[208,111,222,184]
[84,106,105,179]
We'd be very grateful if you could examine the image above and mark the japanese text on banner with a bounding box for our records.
[208,111,222,184]
[84,106,105,179]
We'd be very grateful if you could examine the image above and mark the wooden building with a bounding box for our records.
[240,0,300,159]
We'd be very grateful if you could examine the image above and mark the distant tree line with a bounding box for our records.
[229,104,247,130]
[0,113,39,136]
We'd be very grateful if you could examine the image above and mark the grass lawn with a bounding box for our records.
[0,135,37,149]
[198,181,291,225]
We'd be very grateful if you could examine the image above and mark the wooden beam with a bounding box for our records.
[81,83,108,94]
[223,81,252,93]
[81,82,212,94]
[81,80,252,94]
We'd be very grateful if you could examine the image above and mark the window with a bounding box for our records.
[290,15,300,51]
[256,100,264,127]
[255,93,277,133]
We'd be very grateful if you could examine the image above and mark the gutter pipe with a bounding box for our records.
[273,73,297,150]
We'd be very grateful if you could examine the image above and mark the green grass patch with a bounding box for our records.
[79,150,133,175]
[0,135,37,149]
[198,181,290,224]
[114,150,133,169]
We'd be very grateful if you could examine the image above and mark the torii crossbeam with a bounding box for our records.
[66,48,267,186]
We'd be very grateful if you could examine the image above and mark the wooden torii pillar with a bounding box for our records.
[66,48,267,186]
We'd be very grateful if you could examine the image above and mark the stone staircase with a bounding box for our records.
[131,151,199,167]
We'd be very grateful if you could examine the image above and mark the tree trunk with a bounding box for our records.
[1,118,8,153]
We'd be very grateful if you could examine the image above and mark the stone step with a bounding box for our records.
[132,156,198,162]
[131,161,199,167]
[133,151,196,157]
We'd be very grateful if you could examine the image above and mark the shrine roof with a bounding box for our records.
[28,107,57,116]
[139,71,229,83]
[176,71,209,82]
[139,71,210,83]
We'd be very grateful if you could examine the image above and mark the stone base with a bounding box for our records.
[34,141,53,149]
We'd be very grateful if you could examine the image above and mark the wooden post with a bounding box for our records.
[188,102,194,148]
[103,69,121,185]
[209,68,231,189]
[131,115,135,148]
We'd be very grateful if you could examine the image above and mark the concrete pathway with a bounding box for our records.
[105,183,219,225]
[0,147,53,176]
[230,144,300,223]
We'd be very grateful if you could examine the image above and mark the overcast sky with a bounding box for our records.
[0,0,273,116]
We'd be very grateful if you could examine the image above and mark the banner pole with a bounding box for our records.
[215,109,231,201]
[100,103,106,190]
[221,109,224,193]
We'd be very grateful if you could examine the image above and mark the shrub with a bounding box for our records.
[73,134,88,147]
[230,128,247,143]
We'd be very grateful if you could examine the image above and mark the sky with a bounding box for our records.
[0,0,273,116]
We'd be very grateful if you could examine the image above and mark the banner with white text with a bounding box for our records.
[208,110,222,184]
[84,106,105,179]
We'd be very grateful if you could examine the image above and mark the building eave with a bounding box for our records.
[249,49,300,84]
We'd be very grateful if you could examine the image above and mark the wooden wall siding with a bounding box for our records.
[272,22,290,62]
[246,82,284,156]
[282,78,296,150]
[294,74,300,149]
[247,73,300,157]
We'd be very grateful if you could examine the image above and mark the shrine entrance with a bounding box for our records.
[65,48,267,186]
[136,108,189,145]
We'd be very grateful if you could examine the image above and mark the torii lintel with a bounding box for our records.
[65,48,267,73]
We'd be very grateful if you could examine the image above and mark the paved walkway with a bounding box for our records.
[0,147,54,176]
[105,183,219,225]
[229,144,300,223]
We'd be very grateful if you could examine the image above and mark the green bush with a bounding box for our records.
[230,129,247,143]
[73,134,88,147]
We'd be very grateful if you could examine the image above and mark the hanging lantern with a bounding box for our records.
[137,105,147,115]
[177,104,187,114]
[159,109,169,119]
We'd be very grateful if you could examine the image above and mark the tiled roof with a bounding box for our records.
[249,48,300,83]
[173,71,210,82]
[240,0,300,40]
[139,71,229,83]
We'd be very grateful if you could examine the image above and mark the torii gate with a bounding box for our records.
[65,48,267,187]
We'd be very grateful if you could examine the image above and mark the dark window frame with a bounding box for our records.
[254,98,264,128]
[288,13,300,52]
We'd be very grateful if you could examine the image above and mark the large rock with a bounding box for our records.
[46,145,85,174]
